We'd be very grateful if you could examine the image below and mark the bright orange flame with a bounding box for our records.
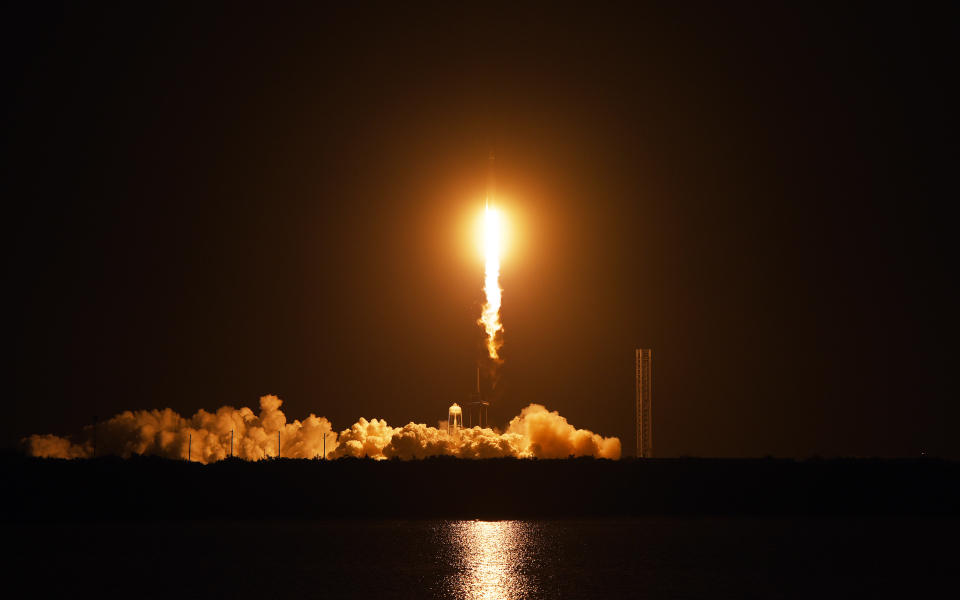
[479,201,504,359]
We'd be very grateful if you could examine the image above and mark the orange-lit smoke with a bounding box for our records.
[479,203,504,360]
[26,400,621,461]
[24,395,337,463]
[332,404,620,459]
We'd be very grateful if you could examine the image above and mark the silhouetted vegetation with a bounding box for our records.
[3,453,957,520]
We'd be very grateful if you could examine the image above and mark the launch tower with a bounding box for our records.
[636,348,653,458]
[466,366,489,428]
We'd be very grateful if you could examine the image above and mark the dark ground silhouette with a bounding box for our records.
[4,453,957,520]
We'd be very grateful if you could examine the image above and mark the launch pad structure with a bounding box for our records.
[448,368,488,435]
[465,366,489,429]
[636,348,653,458]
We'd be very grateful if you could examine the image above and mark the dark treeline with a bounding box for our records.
[3,453,957,520]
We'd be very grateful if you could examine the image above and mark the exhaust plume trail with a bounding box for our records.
[477,151,505,361]
[479,201,504,360]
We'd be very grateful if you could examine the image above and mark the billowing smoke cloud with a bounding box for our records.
[25,398,621,461]
[336,404,621,460]
[25,395,336,463]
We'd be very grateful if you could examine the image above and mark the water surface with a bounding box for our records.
[11,518,953,598]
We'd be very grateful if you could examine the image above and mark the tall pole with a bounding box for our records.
[230,429,234,458]
[636,349,653,458]
[188,434,192,462]
[636,349,641,458]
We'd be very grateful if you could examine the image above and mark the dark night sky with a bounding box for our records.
[4,3,956,457]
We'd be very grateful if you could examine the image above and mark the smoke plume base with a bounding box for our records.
[26,396,621,462]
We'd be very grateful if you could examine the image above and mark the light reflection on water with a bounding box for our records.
[11,519,947,599]
[441,520,553,600]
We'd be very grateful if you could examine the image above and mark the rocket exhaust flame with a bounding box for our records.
[477,151,505,361]
[20,159,628,462]
[479,201,504,360]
